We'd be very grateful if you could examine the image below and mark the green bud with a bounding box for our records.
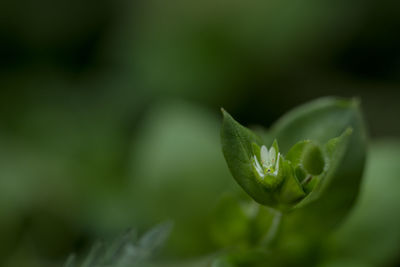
[286,140,326,193]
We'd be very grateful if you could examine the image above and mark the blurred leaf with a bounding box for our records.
[324,141,400,266]
[211,257,236,267]
[101,230,137,264]
[82,242,103,267]
[138,221,173,255]
[66,222,172,267]
[209,194,251,247]
[318,259,371,267]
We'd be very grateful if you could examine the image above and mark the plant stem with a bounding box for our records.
[261,209,282,247]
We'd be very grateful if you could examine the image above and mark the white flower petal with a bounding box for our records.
[254,155,262,170]
[260,145,270,166]
[269,147,276,165]
[253,155,265,178]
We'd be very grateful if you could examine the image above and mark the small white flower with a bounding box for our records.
[253,144,280,178]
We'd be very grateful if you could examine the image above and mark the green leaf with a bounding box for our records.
[270,97,364,152]
[220,109,276,206]
[272,97,367,244]
[325,141,400,266]
[277,159,306,206]
[286,140,322,183]
[301,143,325,176]
[294,128,353,208]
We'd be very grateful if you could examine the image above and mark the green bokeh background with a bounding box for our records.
[1,0,400,266]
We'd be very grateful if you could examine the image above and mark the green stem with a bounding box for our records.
[261,209,282,247]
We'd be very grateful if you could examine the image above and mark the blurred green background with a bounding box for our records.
[1,0,400,266]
